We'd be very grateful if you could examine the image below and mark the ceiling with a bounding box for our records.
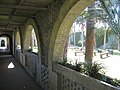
[0,0,54,31]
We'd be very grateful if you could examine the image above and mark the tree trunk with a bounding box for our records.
[118,37,120,51]
[85,5,95,63]
[82,30,84,49]
[103,30,106,49]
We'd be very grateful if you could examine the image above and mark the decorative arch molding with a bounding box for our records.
[0,34,10,37]
[49,0,95,61]
[24,18,40,53]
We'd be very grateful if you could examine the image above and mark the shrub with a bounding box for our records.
[83,62,105,80]
[56,60,120,87]
[27,48,32,52]
[57,60,84,73]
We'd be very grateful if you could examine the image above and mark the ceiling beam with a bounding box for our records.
[0,21,23,24]
[0,13,32,18]
[0,27,14,30]
[0,4,47,10]
[0,25,20,28]
[6,0,25,30]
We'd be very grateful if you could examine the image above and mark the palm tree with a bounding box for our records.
[85,4,95,63]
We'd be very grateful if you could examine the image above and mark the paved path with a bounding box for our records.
[93,54,120,80]
[0,55,43,90]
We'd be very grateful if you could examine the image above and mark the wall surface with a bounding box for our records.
[14,0,96,90]
[53,63,118,90]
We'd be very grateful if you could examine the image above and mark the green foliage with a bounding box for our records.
[32,52,38,55]
[99,0,120,37]
[57,59,67,66]
[95,29,104,48]
[56,60,120,87]
[95,27,116,48]
[74,63,84,72]
[26,48,38,55]
[101,74,120,87]
[82,62,105,79]
[57,60,105,79]
[27,48,32,52]
[112,78,120,86]
[107,29,114,35]
[57,60,84,73]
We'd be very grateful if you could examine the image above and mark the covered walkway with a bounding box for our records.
[1,0,118,90]
[0,55,43,90]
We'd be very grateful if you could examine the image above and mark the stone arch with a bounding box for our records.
[24,18,40,54]
[49,1,96,89]
[0,34,12,53]
[24,25,33,50]
[49,0,95,61]
[15,30,21,49]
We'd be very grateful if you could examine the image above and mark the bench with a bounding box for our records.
[108,49,113,54]
[98,49,102,53]
[75,51,84,56]
[100,52,108,58]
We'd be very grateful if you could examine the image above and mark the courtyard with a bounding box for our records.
[67,48,120,80]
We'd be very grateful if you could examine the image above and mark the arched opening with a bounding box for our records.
[51,0,95,61]
[23,23,40,79]
[0,35,11,54]
[15,31,21,50]
[1,39,5,47]
[51,1,120,88]
[49,0,95,89]
[24,25,38,54]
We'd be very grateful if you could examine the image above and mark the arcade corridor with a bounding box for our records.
[0,55,43,90]
[1,0,118,90]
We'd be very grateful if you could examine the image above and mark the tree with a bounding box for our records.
[85,5,95,63]
[99,0,120,50]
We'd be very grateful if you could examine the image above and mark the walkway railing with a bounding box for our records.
[15,49,49,90]
[24,52,38,78]
[53,63,119,90]
[15,49,21,61]
[15,49,38,78]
